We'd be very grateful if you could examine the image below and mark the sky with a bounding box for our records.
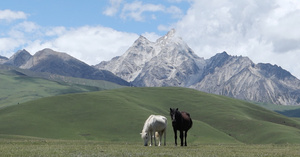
[0,0,300,78]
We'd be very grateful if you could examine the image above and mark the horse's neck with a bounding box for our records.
[142,123,149,133]
[142,116,153,132]
[176,111,182,120]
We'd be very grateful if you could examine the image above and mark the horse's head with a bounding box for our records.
[170,108,179,125]
[140,132,149,146]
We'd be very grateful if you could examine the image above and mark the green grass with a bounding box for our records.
[0,67,123,108]
[0,137,300,157]
[256,102,300,118]
[1,87,300,144]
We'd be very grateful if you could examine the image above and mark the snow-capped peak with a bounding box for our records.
[133,35,152,46]
[96,29,205,85]
[156,29,181,45]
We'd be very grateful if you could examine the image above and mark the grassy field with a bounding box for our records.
[1,87,300,144]
[0,136,300,157]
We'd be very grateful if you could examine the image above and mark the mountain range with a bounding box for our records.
[96,29,300,105]
[1,48,129,86]
[1,29,300,105]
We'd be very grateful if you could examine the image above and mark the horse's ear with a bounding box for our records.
[170,108,172,111]
[176,108,178,111]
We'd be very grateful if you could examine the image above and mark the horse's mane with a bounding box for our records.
[142,115,154,132]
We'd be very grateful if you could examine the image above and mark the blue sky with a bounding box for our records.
[0,0,189,36]
[1,0,300,78]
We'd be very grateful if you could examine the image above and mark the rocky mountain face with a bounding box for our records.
[96,29,206,87]
[1,48,129,86]
[4,49,32,67]
[192,52,300,105]
[96,30,300,105]
[0,55,8,64]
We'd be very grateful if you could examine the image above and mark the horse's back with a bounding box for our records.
[154,115,167,125]
[181,112,193,130]
[147,115,167,131]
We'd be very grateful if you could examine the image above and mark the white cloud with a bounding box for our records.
[25,26,139,65]
[120,1,165,21]
[166,6,183,18]
[104,1,183,22]
[0,9,27,22]
[14,21,40,33]
[0,12,139,65]
[173,0,300,78]
[0,38,25,55]
[103,0,123,16]
[167,0,184,2]
[45,26,67,37]
[261,1,300,53]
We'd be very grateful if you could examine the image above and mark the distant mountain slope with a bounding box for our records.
[0,87,300,144]
[17,48,129,86]
[4,49,32,67]
[192,52,300,105]
[0,65,95,108]
[0,55,8,64]
[96,30,300,105]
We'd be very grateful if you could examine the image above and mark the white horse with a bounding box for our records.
[140,115,167,146]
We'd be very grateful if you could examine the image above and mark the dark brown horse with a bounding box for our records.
[170,108,193,146]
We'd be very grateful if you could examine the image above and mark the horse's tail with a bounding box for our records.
[189,118,193,129]
[185,112,193,129]
[155,132,159,139]
[186,112,190,117]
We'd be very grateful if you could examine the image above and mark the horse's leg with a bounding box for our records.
[180,130,184,146]
[158,131,161,146]
[184,130,188,146]
[154,131,157,146]
[173,128,177,146]
[150,131,153,146]
[164,129,166,146]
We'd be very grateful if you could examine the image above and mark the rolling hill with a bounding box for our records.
[0,64,123,108]
[0,87,300,144]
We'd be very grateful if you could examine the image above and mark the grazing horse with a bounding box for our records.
[140,115,167,146]
[170,108,193,146]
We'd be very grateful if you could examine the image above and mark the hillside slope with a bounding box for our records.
[0,87,300,144]
[0,64,123,108]
[4,49,32,67]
